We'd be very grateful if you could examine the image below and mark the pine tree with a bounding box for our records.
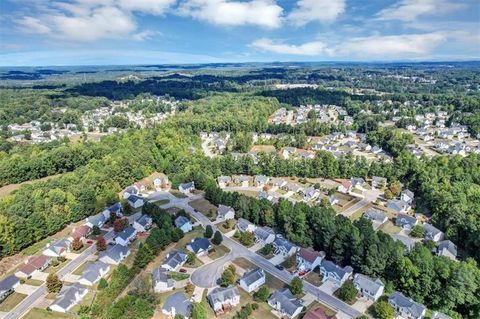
[205,225,213,238]
[212,231,223,245]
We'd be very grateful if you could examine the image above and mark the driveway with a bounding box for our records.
[62,274,81,283]
[14,284,38,295]
[30,272,48,281]
[319,279,339,295]
[268,254,285,266]
[352,298,373,313]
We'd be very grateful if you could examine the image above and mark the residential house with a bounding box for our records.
[217,176,231,189]
[102,202,123,219]
[43,238,70,257]
[258,190,274,201]
[133,214,153,233]
[179,182,195,194]
[236,218,256,233]
[0,275,20,301]
[423,224,444,242]
[283,182,303,193]
[49,283,88,313]
[296,248,325,272]
[372,176,387,189]
[372,146,383,154]
[282,147,297,159]
[254,227,276,246]
[152,173,169,190]
[304,307,337,319]
[127,195,144,209]
[301,187,320,201]
[363,209,388,224]
[389,291,426,319]
[69,225,91,241]
[186,238,212,256]
[115,226,137,246]
[254,175,270,188]
[437,240,457,261]
[395,214,418,231]
[297,149,315,159]
[272,235,298,257]
[328,195,339,206]
[337,180,352,194]
[217,205,235,220]
[79,261,110,286]
[161,250,188,271]
[432,312,452,319]
[239,268,266,293]
[353,274,385,301]
[153,267,174,292]
[207,286,241,315]
[401,190,415,204]
[268,288,304,319]
[319,260,353,286]
[175,216,193,233]
[351,178,366,190]
[270,178,287,190]
[85,213,107,229]
[233,175,250,187]
[99,244,130,265]
[388,199,411,214]
[162,292,192,318]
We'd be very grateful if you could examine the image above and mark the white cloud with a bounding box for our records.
[375,0,465,22]
[178,0,283,28]
[341,33,447,58]
[288,0,345,26]
[14,0,177,42]
[251,38,328,55]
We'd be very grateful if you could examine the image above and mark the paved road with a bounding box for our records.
[5,231,113,319]
[159,195,362,318]
[190,251,238,288]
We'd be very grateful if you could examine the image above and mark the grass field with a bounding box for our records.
[72,262,88,276]
[168,272,190,281]
[189,198,217,218]
[208,245,230,260]
[250,145,276,153]
[232,257,256,270]
[174,226,204,251]
[219,221,236,234]
[22,308,74,319]
[154,199,170,206]
[0,292,27,312]
[378,221,401,235]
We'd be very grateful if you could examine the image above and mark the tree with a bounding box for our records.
[239,231,254,246]
[283,255,297,269]
[114,218,129,232]
[172,228,184,242]
[174,315,185,319]
[205,225,213,238]
[185,282,195,296]
[70,237,83,251]
[410,225,424,238]
[384,189,393,200]
[220,265,236,287]
[92,225,101,236]
[186,252,196,266]
[212,231,223,245]
[191,301,208,319]
[96,236,107,251]
[46,273,62,293]
[371,300,395,319]
[253,287,270,302]
[289,277,303,296]
[98,278,108,290]
[261,244,273,255]
[335,281,358,304]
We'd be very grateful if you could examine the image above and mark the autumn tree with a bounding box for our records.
[70,237,83,251]
[46,273,62,293]
[96,236,107,251]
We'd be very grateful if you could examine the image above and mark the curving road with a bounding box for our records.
[190,251,238,288]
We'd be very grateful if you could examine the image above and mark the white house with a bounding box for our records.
[272,235,298,257]
[186,238,212,256]
[98,244,130,265]
[239,268,266,293]
[337,180,352,194]
[153,267,174,292]
[389,291,426,319]
[217,176,231,189]
[85,213,107,229]
[296,248,325,273]
[353,274,384,301]
[161,250,188,271]
[49,284,88,313]
[207,286,240,315]
[0,276,20,301]
[115,226,137,246]
[423,224,444,242]
[254,227,276,246]
[319,260,353,286]
[43,238,70,257]
[401,189,415,204]
[236,218,256,233]
[175,216,193,233]
[79,261,110,286]
[179,182,195,194]
[127,195,145,209]
[217,205,235,220]
[133,215,153,233]
[268,288,303,319]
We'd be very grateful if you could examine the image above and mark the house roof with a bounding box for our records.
[254,175,269,184]
[106,202,122,213]
[162,292,192,318]
[351,178,365,187]
[240,268,265,287]
[81,261,109,283]
[395,213,417,227]
[46,238,70,255]
[180,182,194,189]
[363,209,388,223]
[372,176,387,184]
[18,263,37,276]
[218,205,234,217]
[432,312,452,319]
[297,248,324,263]
[236,218,255,232]
[188,238,211,253]
[135,214,151,227]
[217,176,231,183]
[50,283,87,311]
[389,291,426,318]
[438,240,457,258]
[423,223,443,237]
[162,250,187,269]
[0,275,19,294]
[273,235,296,252]
[268,288,303,317]
[71,225,91,239]
[388,199,410,213]
[321,260,353,279]
[99,244,129,263]
[117,226,136,241]
[401,189,414,199]
[304,307,337,319]
[341,180,352,189]
[152,267,172,286]
[254,226,275,241]
[208,286,240,305]
[86,213,106,227]
[127,194,144,205]
[174,216,190,228]
[27,255,51,269]
[233,175,250,183]
[353,274,384,296]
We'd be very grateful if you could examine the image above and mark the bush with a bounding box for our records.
[239,231,254,246]
[220,265,236,287]
[371,300,395,319]
[98,278,108,290]
[253,287,270,302]
[92,225,101,236]
[57,256,67,262]
[410,225,424,238]
[205,225,213,238]
[260,244,273,255]
[283,255,297,269]
[46,273,62,293]
[289,277,303,296]
[335,281,358,304]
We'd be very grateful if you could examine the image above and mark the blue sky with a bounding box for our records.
[0,0,479,66]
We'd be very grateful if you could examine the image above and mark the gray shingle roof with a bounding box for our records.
[152,267,173,287]
[81,261,109,283]
[135,215,151,227]
[174,216,190,228]
[363,209,387,223]
[162,250,187,269]
[273,235,296,253]
[162,292,192,318]
[208,286,240,305]
[254,226,275,241]
[47,238,70,255]
[218,205,234,218]
[321,260,353,279]
[395,213,417,227]
[87,213,106,227]
[240,268,265,287]
[353,274,384,296]
[236,218,255,233]
[0,275,19,295]
[389,291,426,318]
[187,238,211,254]
[117,226,136,241]
[438,240,457,258]
[423,223,443,238]
[50,283,87,311]
[268,288,303,317]
[99,244,129,263]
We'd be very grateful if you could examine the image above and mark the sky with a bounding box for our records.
[0,0,479,66]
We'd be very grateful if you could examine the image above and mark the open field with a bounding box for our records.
[189,198,217,217]
[23,308,75,319]
[304,271,322,287]
[250,145,276,153]
[0,293,27,312]
[378,221,402,235]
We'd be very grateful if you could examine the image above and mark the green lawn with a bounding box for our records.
[256,247,274,260]
[208,245,230,260]
[23,308,75,319]
[154,199,170,206]
[303,271,322,287]
[265,273,286,291]
[174,226,204,251]
[168,272,190,281]
[378,221,401,235]
[219,221,236,234]
[189,198,217,218]
[0,292,27,312]
[44,260,68,274]
[23,278,44,286]
[21,238,51,256]
[232,257,256,270]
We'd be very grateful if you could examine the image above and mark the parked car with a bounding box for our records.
[179,268,187,273]
[275,265,285,270]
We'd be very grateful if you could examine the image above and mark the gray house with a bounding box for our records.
[161,250,188,271]
[353,274,384,301]
[0,275,20,301]
[268,288,303,319]
[187,238,212,256]
[395,213,418,230]
[319,260,353,286]
[207,286,240,315]
[175,216,193,233]
[162,292,192,318]
[85,213,107,229]
[437,240,457,261]
[153,267,174,292]
[79,261,110,286]
[388,199,411,214]
[99,244,130,265]
[239,268,265,293]
[272,235,298,257]
[217,205,235,220]
[254,226,276,246]
[363,209,388,224]
[423,224,444,242]
[236,218,256,233]
[49,283,88,313]
[389,291,426,319]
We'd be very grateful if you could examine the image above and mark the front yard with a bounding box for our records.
[303,271,322,287]
[189,198,217,219]
[0,292,27,312]
[207,245,230,260]
[23,308,74,319]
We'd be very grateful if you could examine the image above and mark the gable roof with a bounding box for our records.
[218,205,234,217]
[236,218,255,232]
[208,286,240,305]
[388,200,410,213]
[389,291,426,318]
[46,238,70,255]
[135,214,151,227]
[99,244,129,263]
[175,216,191,228]
[273,235,296,252]
[423,223,443,237]
[320,260,353,279]
[353,274,384,296]
[51,283,87,311]
[163,292,192,318]
[268,288,303,317]
[363,209,388,223]
[71,225,91,239]
[254,226,275,241]
[254,175,269,184]
[27,255,51,269]
[401,189,414,199]
[297,248,325,263]
[438,240,457,258]
[81,261,109,283]
[240,268,265,286]
[395,213,417,227]
[86,213,106,227]
[127,194,144,205]
[179,182,194,189]
[162,250,187,269]
[188,238,211,253]
[152,267,173,287]
[117,226,136,241]
[0,275,19,294]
